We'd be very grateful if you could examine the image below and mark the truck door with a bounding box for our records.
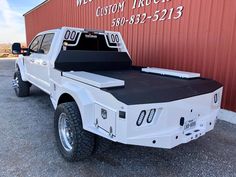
[33,33,55,93]
[24,35,44,87]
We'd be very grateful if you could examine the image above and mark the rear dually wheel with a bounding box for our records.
[54,102,95,161]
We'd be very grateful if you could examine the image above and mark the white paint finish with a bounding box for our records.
[124,88,223,148]
[142,67,201,78]
[218,109,236,125]
[126,88,222,137]
[63,71,125,88]
[15,27,224,151]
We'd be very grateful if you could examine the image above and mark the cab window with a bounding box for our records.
[65,33,118,52]
[40,33,54,54]
[29,35,43,53]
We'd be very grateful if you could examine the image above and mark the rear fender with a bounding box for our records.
[56,83,95,130]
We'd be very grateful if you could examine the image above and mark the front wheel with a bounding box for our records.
[13,71,30,97]
[54,102,95,161]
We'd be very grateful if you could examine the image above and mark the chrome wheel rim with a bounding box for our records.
[13,75,19,93]
[58,113,74,152]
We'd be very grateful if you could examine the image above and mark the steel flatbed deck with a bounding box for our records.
[94,69,222,105]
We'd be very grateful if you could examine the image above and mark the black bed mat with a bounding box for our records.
[94,70,222,105]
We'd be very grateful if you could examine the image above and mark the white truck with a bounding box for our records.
[12,27,223,161]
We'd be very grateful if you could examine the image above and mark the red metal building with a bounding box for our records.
[24,0,236,112]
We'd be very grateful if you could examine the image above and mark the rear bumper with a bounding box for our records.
[114,88,223,149]
[90,87,222,149]
[124,110,218,149]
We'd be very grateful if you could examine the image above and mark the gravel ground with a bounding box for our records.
[0,58,236,177]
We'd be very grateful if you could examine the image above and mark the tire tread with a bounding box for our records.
[55,102,95,162]
[14,71,30,97]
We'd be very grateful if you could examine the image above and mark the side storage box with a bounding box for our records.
[95,104,116,137]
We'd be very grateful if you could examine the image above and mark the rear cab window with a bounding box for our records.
[40,33,55,54]
[62,30,122,52]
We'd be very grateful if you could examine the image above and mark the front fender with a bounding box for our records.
[15,55,27,81]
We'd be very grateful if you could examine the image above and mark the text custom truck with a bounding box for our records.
[12,27,223,161]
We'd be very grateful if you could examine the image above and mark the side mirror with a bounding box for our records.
[12,43,22,54]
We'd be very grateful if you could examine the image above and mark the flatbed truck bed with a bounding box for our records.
[12,27,223,161]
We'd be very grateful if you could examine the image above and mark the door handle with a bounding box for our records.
[30,59,35,63]
[42,61,47,66]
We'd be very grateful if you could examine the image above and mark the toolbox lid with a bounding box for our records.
[63,71,125,88]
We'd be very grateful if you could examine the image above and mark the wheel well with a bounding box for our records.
[58,93,75,105]
[16,64,20,72]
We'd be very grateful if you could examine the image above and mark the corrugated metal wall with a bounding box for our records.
[24,0,236,112]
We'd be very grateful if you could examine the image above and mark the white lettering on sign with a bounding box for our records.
[77,0,93,6]
[75,0,184,27]
[132,0,171,9]
[96,1,125,17]
[111,6,184,27]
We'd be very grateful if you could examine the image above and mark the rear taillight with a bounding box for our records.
[147,109,156,123]
[136,110,146,126]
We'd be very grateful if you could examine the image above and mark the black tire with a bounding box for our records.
[93,135,112,154]
[54,102,95,161]
[13,70,30,97]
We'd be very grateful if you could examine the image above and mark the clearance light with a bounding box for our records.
[136,110,146,126]
[147,109,156,123]
[63,42,68,46]
[212,92,221,108]
[214,93,218,104]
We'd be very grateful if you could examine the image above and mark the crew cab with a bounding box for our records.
[12,27,223,161]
